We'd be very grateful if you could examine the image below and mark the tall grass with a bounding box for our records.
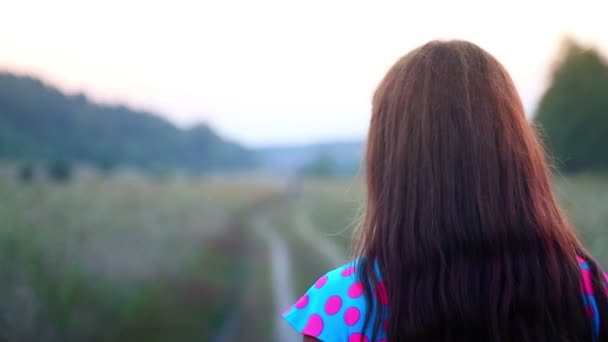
[0,169,278,341]
[554,174,608,266]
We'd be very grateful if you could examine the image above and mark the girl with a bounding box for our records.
[282,40,608,341]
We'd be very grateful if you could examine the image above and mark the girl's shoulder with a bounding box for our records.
[283,256,605,341]
[282,260,388,342]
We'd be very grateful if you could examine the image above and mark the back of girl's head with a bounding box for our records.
[356,40,608,341]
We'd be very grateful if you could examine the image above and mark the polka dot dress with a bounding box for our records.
[578,256,606,341]
[282,261,388,342]
[283,258,603,342]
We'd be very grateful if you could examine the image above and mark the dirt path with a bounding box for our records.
[253,214,301,342]
[214,195,347,342]
[293,210,347,267]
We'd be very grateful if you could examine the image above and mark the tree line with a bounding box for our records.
[1,37,606,178]
[535,38,608,172]
[0,72,257,173]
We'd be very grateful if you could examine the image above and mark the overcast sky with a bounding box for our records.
[1,0,606,147]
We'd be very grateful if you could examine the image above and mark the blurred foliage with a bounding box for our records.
[535,39,608,172]
[299,152,338,177]
[0,171,279,341]
[46,160,72,183]
[298,150,362,178]
[553,174,608,265]
[17,161,35,183]
[0,72,258,172]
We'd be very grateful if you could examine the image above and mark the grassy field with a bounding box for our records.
[1,169,607,341]
[554,174,608,266]
[0,168,280,341]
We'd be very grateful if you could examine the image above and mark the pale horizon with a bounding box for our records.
[1,0,607,147]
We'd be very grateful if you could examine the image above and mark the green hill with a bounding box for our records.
[0,72,256,171]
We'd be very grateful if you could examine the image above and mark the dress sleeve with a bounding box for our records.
[282,263,368,342]
[578,257,600,340]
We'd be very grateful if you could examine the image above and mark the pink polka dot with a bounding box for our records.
[348,333,369,342]
[325,295,342,315]
[341,266,355,277]
[582,269,593,294]
[315,275,329,289]
[302,314,324,337]
[577,255,585,263]
[375,281,389,305]
[348,281,364,298]
[344,307,360,326]
[295,294,309,309]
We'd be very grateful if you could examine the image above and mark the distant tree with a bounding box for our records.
[17,162,35,183]
[535,38,608,172]
[46,159,72,183]
[300,152,337,177]
[97,158,116,175]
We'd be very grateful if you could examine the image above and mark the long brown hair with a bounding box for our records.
[355,40,608,341]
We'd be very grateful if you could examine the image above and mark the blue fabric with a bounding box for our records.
[579,259,600,341]
[282,260,387,342]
